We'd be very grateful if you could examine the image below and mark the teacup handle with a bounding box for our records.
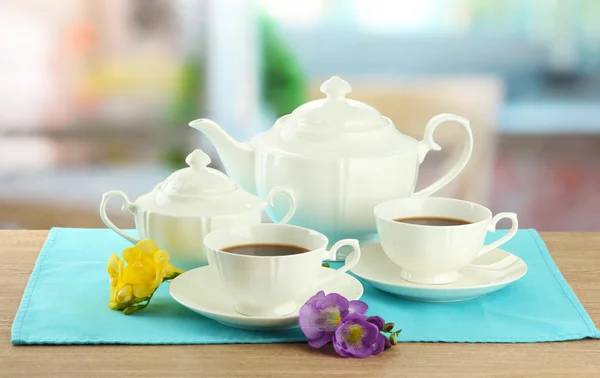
[317,239,361,287]
[477,212,519,258]
[265,186,297,224]
[412,114,473,198]
[99,190,140,244]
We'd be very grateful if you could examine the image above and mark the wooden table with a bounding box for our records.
[1,231,598,377]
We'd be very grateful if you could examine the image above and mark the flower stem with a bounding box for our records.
[122,272,181,315]
[123,294,154,315]
[162,271,182,282]
[122,287,158,315]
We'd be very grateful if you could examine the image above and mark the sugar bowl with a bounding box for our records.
[99,149,296,269]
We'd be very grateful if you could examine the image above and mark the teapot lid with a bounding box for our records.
[155,149,238,205]
[250,76,415,157]
[288,76,388,133]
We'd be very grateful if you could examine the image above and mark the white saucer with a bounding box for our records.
[168,266,364,331]
[350,243,527,302]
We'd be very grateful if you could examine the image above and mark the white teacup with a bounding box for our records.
[374,197,518,285]
[204,224,361,317]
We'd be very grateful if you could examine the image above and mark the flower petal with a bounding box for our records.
[372,333,388,355]
[332,336,353,357]
[136,239,159,254]
[299,302,328,340]
[107,254,121,279]
[313,293,348,311]
[307,331,334,348]
[165,263,184,277]
[299,291,349,345]
[154,249,170,265]
[152,249,170,286]
[348,300,368,315]
[366,315,385,331]
[305,291,326,306]
[116,285,133,303]
[384,336,392,350]
[123,264,154,285]
[122,246,139,265]
[298,307,338,342]
[313,293,349,330]
[342,312,368,322]
[108,258,125,307]
[132,283,154,299]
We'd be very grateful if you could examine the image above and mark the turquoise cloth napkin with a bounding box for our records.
[12,228,599,344]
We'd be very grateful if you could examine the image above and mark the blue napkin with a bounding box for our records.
[12,228,599,344]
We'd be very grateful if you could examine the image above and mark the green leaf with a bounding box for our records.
[389,333,398,346]
[382,322,395,333]
[321,262,330,268]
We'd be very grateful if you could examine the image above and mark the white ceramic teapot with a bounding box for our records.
[99,149,296,269]
[189,76,473,243]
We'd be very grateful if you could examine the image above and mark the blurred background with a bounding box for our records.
[1,0,599,231]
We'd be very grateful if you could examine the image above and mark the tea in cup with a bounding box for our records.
[374,197,518,285]
[204,224,361,317]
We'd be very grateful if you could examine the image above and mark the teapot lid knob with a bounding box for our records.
[320,76,351,101]
[185,149,211,171]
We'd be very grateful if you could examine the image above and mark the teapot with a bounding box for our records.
[99,149,296,269]
[189,76,472,243]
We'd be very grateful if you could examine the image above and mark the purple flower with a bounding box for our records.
[332,313,387,358]
[298,291,398,358]
[299,291,367,348]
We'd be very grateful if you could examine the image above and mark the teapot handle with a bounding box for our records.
[412,114,473,198]
[99,190,140,244]
[265,186,297,224]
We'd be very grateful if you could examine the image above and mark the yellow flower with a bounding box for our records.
[107,239,183,312]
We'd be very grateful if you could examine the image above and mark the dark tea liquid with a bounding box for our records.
[221,244,310,256]
[394,217,471,226]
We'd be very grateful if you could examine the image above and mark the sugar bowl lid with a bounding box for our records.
[147,149,261,214]
[157,149,236,201]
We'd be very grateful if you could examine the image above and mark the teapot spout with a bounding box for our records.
[189,118,256,194]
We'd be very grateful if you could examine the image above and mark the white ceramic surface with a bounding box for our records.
[350,243,527,302]
[169,266,364,330]
[204,223,361,317]
[189,76,473,243]
[375,197,519,284]
[99,149,296,270]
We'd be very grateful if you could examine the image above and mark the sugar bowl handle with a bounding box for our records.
[412,114,473,198]
[265,186,297,224]
[99,190,140,244]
